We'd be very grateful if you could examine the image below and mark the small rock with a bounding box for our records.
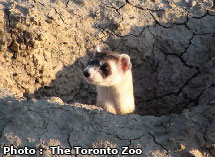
[45,16,54,24]
[35,77,40,83]
[37,34,44,41]
[20,43,26,50]
[191,0,197,7]
[10,42,19,53]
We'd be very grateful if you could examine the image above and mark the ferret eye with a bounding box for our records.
[100,64,109,72]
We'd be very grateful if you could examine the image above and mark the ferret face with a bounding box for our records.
[83,49,131,86]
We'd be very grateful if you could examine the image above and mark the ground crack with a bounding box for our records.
[27,107,48,135]
[52,7,68,25]
[203,116,214,156]
[149,132,169,155]
[100,0,126,15]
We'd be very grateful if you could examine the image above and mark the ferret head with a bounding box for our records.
[83,46,132,86]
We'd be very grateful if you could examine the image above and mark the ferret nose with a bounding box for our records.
[83,70,90,78]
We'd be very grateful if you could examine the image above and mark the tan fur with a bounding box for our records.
[96,69,135,115]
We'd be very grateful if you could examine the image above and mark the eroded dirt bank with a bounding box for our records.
[0,90,215,156]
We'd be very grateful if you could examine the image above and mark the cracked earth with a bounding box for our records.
[0,0,215,156]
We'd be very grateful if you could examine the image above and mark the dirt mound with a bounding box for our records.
[0,90,214,156]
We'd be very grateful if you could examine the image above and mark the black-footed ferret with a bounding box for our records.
[83,46,135,115]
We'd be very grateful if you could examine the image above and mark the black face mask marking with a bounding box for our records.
[99,63,112,78]
[87,59,112,78]
[88,59,100,67]
[85,51,119,79]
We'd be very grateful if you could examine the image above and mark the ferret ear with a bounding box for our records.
[120,54,131,72]
[93,45,101,56]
